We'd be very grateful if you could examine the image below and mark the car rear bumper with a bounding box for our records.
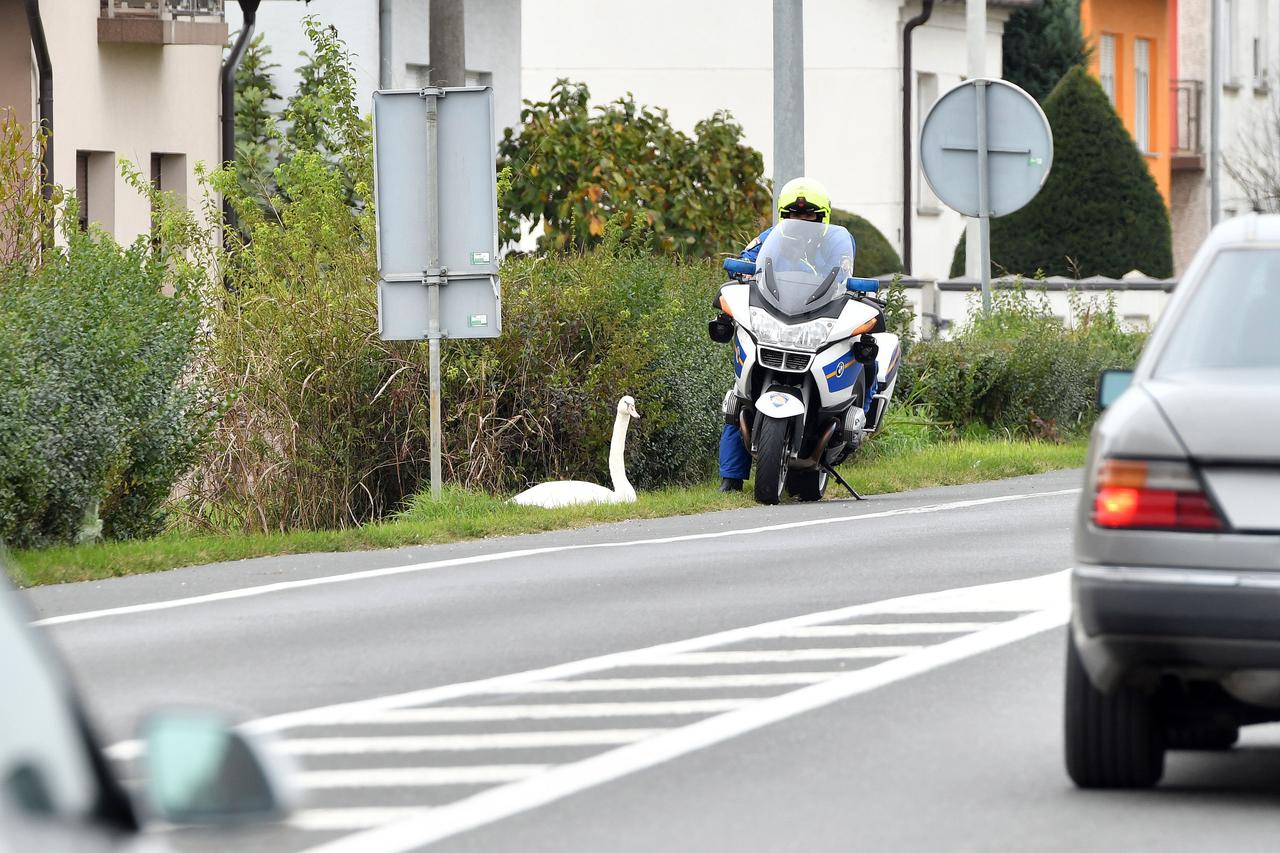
[1072,565,1280,690]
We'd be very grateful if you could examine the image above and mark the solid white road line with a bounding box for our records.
[242,570,1068,735]
[289,808,431,832]
[484,674,837,694]
[280,730,662,755]
[645,647,925,665]
[762,622,999,637]
[34,488,1077,626]
[297,766,547,789]
[299,605,1070,853]
[316,700,753,724]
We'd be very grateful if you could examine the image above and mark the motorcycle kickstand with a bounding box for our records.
[823,464,863,501]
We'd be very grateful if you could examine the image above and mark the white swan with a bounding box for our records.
[511,395,640,508]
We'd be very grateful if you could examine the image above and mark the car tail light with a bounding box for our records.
[1093,459,1224,531]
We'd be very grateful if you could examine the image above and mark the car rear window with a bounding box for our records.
[1157,248,1280,376]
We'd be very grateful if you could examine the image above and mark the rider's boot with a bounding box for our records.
[719,477,744,493]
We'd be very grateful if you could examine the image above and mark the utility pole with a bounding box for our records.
[379,0,392,88]
[963,0,987,282]
[773,0,804,215]
[1210,0,1221,225]
[430,0,466,87]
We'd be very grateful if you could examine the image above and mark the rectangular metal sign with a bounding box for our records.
[372,87,500,282]
[378,276,502,340]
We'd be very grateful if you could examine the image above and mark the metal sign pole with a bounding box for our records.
[424,88,443,501]
[975,79,992,317]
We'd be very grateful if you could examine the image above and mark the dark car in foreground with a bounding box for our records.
[1,576,291,851]
[1067,214,1280,788]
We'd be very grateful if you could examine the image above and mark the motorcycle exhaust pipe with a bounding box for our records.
[788,418,840,472]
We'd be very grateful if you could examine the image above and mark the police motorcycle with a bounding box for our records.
[709,219,901,505]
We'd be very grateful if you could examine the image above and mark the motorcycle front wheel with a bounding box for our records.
[753,417,791,505]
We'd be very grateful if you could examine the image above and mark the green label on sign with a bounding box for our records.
[470,251,491,265]
[1028,156,1043,166]
[469,314,488,327]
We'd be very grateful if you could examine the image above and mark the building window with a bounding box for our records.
[916,72,941,214]
[1100,34,1117,105]
[75,150,115,235]
[1135,38,1151,153]
[1253,0,1269,88]
[149,152,188,236]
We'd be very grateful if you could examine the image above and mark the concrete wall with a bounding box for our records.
[226,0,522,137]
[521,0,1010,281]
[1172,0,1211,272]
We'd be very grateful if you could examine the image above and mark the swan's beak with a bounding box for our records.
[628,406,640,419]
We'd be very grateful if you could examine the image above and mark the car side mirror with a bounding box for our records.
[142,711,292,826]
[1097,369,1134,411]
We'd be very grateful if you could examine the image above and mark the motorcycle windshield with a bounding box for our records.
[754,219,855,316]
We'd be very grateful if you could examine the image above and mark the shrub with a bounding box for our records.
[829,208,903,277]
[1002,0,1089,102]
[0,123,215,547]
[951,67,1173,279]
[442,237,726,494]
[903,286,1146,438]
[498,80,771,256]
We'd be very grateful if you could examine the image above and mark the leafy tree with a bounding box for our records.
[233,33,281,205]
[829,208,903,277]
[951,67,1172,279]
[1002,0,1090,102]
[498,80,771,256]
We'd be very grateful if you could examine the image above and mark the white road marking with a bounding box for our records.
[242,571,1067,735]
[289,808,431,832]
[280,730,661,755]
[297,766,547,789]
[34,488,1077,626]
[479,674,836,694]
[762,622,998,637]
[300,604,1069,853]
[314,700,752,724]
[643,647,924,665]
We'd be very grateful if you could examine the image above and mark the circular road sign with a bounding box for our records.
[919,78,1053,219]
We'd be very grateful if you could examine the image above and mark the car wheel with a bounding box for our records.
[1166,724,1239,750]
[1064,629,1165,788]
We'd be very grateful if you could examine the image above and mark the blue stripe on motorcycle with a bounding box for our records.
[734,335,746,378]
[822,351,860,393]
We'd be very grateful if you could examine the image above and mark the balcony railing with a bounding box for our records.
[100,0,224,20]
[1173,79,1205,171]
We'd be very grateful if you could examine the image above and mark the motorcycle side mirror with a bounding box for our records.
[708,318,735,343]
[846,277,880,294]
[723,258,756,277]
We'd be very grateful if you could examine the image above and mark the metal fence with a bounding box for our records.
[100,0,224,18]
[1174,79,1203,156]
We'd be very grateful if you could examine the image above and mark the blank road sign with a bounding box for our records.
[919,79,1053,219]
[372,88,499,281]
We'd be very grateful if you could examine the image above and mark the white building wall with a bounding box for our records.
[226,0,522,136]
[1215,0,1280,219]
[521,0,1009,280]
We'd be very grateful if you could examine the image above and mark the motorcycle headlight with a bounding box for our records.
[748,307,835,351]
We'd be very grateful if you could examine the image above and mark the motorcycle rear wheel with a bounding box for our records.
[753,418,790,505]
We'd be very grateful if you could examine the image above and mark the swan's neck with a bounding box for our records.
[608,411,635,500]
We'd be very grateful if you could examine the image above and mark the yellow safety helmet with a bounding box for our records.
[777,176,832,223]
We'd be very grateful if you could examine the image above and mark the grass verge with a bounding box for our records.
[9,436,1086,587]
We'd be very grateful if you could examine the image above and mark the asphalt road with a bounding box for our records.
[27,469,1280,852]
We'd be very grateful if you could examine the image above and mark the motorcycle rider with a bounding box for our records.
[715,176,878,493]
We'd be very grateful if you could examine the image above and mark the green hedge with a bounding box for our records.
[0,209,213,548]
[900,287,1145,438]
[829,208,903,277]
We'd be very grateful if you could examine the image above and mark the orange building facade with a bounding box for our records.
[1080,0,1178,207]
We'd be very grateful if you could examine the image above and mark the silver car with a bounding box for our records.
[1067,213,1280,789]
[1,576,291,851]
